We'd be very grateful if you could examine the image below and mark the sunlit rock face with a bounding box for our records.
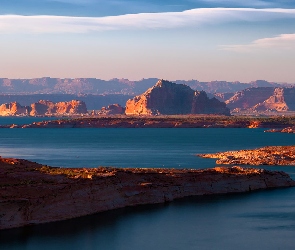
[54,100,88,115]
[30,100,88,116]
[0,100,88,116]
[125,80,230,116]
[198,145,295,165]
[0,102,29,116]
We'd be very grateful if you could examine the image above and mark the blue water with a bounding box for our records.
[1,120,295,250]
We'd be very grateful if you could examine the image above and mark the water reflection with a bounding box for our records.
[1,188,295,250]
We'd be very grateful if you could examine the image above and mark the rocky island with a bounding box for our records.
[198,146,295,165]
[1,156,294,230]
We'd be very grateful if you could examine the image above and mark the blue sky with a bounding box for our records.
[1,0,295,82]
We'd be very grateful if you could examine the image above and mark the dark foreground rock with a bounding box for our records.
[198,146,295,165]
[1,157,294,230]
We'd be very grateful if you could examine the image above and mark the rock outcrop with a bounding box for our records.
[0,157,294,230]
[0,102,29,116]
[96,104,125,115]
[265,127,295,133]
[0,100,88,116]
[125,80,230,115]
[198,146,295,165]
[225,87,295,112]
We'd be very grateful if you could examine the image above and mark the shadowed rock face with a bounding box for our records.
[0,100,88,116]
[125,80,230,115]
[97,104,125,115]
[0,157,294,230]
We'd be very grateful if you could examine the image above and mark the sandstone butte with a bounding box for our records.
[125,79,230,116]
[198,146,295,165]
[0,100,87,116]
[1,157,295,230]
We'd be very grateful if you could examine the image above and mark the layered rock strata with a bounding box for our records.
[125,80,230,115]
[198,146,295,165]
[0,157,294,230]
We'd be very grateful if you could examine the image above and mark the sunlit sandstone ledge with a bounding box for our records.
[1,157,294,230]
[198,146,295,165]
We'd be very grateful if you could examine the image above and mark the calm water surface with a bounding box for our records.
[0,119,295,250]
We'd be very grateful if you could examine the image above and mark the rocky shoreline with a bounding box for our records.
[1,157,294,230]
[198,146,295,165]
[265,126,295,133]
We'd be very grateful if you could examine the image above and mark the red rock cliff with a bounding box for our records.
[0,102,29,116]
[0,100,88,116]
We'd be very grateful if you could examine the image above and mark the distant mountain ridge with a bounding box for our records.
[0,78,292,95]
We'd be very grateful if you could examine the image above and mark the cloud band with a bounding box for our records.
[0,8,295,34]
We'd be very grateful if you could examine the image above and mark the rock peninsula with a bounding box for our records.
[198,146,295,165]
[0,157,294,230]
[2,115,295,129]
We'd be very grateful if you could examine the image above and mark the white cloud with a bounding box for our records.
[0,8,295,34]
[221,34,295,51]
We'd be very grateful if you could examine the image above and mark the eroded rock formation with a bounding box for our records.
[198,146,295,165]
[226,87,295,112]
[0,100,88,116]
[0,102,29,116]
[125,80,230,115]
[0,157,294,230]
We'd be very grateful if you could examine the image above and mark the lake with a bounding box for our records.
[0,120,295,249]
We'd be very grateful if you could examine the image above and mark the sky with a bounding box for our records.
[0,0,295,83]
